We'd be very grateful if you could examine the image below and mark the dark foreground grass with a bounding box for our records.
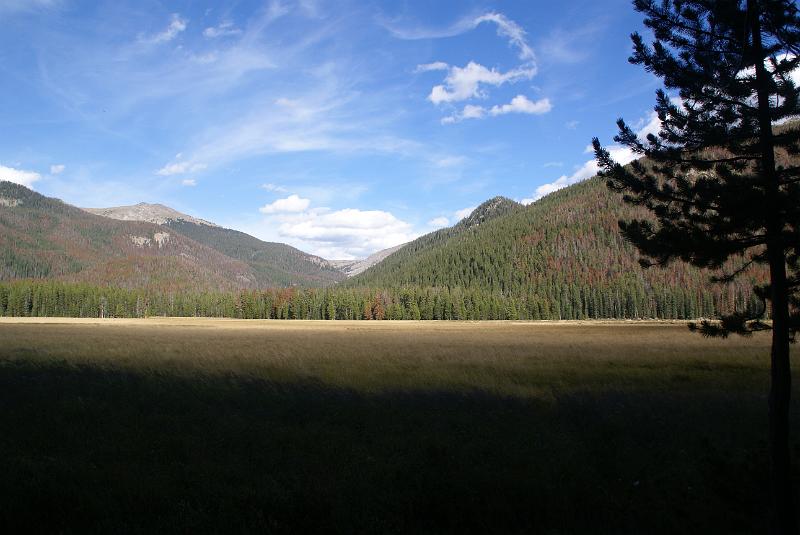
[0,319,798,534]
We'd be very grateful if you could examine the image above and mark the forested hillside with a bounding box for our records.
[163,220,345,287]
[0,181,256,292]
[349,176,766,319]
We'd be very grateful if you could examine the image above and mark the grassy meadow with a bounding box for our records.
[0,318,797,533]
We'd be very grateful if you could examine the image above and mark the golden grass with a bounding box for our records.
[0,318,795,533]
[0,318,778,398]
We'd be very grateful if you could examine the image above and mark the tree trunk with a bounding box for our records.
[750,2,797,532]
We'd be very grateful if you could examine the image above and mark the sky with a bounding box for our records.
[0,0,666,259]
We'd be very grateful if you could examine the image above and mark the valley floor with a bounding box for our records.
[0,319,797,533]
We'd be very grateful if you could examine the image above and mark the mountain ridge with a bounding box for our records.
[84,202,219,227]
[0,182,345,289]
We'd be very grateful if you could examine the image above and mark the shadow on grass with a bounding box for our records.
[0,359,793,534]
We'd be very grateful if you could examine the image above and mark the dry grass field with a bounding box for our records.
[0,318,797,533]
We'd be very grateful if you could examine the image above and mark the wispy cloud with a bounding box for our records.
[156,82,421,173]
[473,12,535,61]
[414,61,448,73]
[261,183,289,193]
[536,22,607,66]
[527,111,661,202]
[156,161,207,176]
[433,155,467,168]
[49,164,65,175]
[441,104,485,124]
[181,178,196,186]
[389,11,534,61]
[139,13,187,44]
[203,21,242,38]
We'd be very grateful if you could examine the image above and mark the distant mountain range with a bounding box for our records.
[0,172,767,316]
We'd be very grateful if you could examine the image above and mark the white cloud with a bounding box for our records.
[428,62,535,104]
[409,11,546,125]
[389,11,534,61]
[140,14,187,44]
[49,164,65,175]
[472,12,534,61]
[263,207,417,258]
[261,183,289,192]
[156,161,207,176]
[0,164,41,187]
[443,95,550,124]
[634,110,662,140]
[530,143,637,202]
[523,108,667,202]
[543,161,563,168]
[565,120,579,129]
[428,216,450,227]
[415,61,449,73]
[181,178,197,186]
[490,95,552,116]
[259,194,311,214]
[441,104,486,124]
[454,206,476,220]
[203,21,242,38]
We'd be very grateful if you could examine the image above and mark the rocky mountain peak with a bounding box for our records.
[83,202,219,227]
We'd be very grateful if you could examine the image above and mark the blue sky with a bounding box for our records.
[0,0,663,259]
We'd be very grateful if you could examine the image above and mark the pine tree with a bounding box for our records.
[593,1,800,530]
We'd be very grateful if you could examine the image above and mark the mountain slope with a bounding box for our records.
[342,196,522,280]
[84,202,346,287]
[0,181,256,291]
[348,177,765,318]
[329,244,406,277]
[84,202,218,227]
[162,219,345,287]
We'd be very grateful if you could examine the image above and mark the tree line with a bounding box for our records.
[0,279,762,321]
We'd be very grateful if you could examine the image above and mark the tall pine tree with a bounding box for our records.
[593,0,800,531]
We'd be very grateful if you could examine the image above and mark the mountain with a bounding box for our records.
[348,177,765,318]
[84,202,344,287]
[0,181,255,291]
[459,196,522,229]
[329,244,406,277]
[343,195,524,283]
[84,202,218,227]
[329,197,520,278]
[161,219,345,287]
